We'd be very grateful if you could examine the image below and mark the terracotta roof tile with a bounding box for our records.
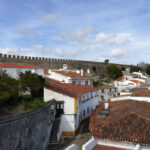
[45,78,97,98]
[132,89,150,97]
[44,71,50,75]
[93,145,127,150]
[0,63,40,69]
[89,100,150,146]
[130,80,144,84]
[54,71,91,79]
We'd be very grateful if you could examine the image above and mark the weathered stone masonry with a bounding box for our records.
[0,53,130,74]
[0,102,55,150]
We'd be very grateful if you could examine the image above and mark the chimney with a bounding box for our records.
[76,70,80,74]
[63,64,68,70]
[81,69,84,76]
[87,69,90,74]
[48,69,52,74]
[97,102,109,119]
[104,102,109,109]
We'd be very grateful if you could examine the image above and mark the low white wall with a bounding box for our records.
[82,137,97,150]
[120,92,132,96]
[97,139,135,150]
[134,144,141,150]
[65,144,80,150]
[111,96,150,102]
[61,115,75,132]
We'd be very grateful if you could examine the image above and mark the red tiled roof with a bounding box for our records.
[45,78,97,98]
[132,89,150,97]
[115,77,125,81]
[89,100,150,146]
[0,64,40,69]
[44,71,50,75]
[54,71,91,79]
[93,145,127,150]
[130,80,144,84]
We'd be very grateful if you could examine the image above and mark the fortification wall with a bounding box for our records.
[0,53,130,73]
[0,101,55,150]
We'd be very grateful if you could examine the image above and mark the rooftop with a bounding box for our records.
[90,100,150,146]
[45,78,97,98]
[132,89,150,97]
[54,70,91,79]
[0,63,40,69]
[44,71,50,75]
[130,80,144,84]
[115,77,125,81]
[93,145,127,150]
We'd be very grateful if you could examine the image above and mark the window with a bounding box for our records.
[91,92,93,98]
[87,107,89,114]
[57,104,59,109]
[60,104,63,109]
[83,110,85,117]
[72,81,76,84]
[85,80,88,85]
[62,80,65,83]
[101,96,104,101]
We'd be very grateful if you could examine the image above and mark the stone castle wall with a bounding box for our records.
[0,53,130,73]
[0,101,55,150]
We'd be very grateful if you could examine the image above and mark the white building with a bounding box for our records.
[114,77,144,92]
[44,78,98,139]
[0,63,44,79]
[48,70,92,85]
[97,85,118,102]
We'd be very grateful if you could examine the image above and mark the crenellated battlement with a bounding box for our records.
[0,53,130,73]
[0,53,79,62]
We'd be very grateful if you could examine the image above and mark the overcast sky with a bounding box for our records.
[0,0,150,64]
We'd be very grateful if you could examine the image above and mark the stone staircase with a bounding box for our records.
[49,118,60,145]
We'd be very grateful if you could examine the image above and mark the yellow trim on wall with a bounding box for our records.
[74,98,77,114]
[62,131,76,136]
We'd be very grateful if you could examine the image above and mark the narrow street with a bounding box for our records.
[47,118,91,150]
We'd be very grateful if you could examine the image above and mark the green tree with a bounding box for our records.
[0,70,19,105]
[107,65,123,79]
[130,65,141,72]
[19,71,45,97]
[104,59,109,63]
[146,64,150,75]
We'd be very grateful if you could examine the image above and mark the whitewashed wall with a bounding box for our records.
[44,88,74,114]
[111,96,150,102]
[82,137,97,150]
[50,72,71,83]
[97,88,118,102]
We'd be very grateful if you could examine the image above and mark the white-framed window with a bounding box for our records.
[60,104,63,109]
[57,104,59,109]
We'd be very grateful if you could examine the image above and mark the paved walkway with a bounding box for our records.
[47,119,91,150]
